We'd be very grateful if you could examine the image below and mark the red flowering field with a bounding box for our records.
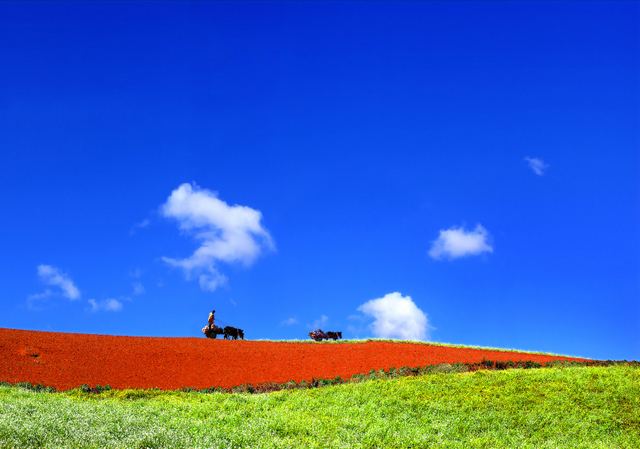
[0,328,587,391]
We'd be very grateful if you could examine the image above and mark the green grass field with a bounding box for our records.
[1,364,638,448]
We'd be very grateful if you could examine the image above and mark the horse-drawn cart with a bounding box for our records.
[309,329,342,341]
[202,324,244,340]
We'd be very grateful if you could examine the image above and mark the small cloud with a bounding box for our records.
[28,290,53,301]
[198,272,228,292]
[524,157,549,176]
[308,315,329,329]
[428,224,493,260]
[36,265,80,300]
[346,324,363,339]
[26,289,54,310]
[132,282,145,295]
[280,317,298,326]
[88,298,126,313]
[129,268,143,278]
[129,219,150,235]
[357,292,430,341]
[346,315,366,336]
[229,298,237,306]
[160,183,274,293]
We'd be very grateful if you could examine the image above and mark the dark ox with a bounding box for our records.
[326,331,342,341]
[224,326,244,340]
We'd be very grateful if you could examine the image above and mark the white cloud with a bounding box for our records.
[88,298,124,313]
[129,268,143,278]
[36,265,80,300]
[160,183,274,292]
[198,272,228,292]
[346,314,366,336]
[357,292,429,341]
[308,315,329,329]
[129,219,150,235]
[428,224,493,260]
[28,290,53,300]
[132,282,145,295]
[524,157,549,176]
[26,289,53,310]
[280,317,298,326]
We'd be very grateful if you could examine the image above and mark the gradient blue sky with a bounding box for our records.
[1,1,638,360]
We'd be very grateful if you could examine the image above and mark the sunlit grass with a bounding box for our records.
[251,338,588,358]
[1,365,638,448]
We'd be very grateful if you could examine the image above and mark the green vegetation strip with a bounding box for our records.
[254,338,585,357]
[2,359,634,394]
[1,364,638,448]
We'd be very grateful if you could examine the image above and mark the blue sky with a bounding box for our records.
[1,1,638,361]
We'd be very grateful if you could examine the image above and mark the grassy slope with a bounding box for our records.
[254,338,588,358]
[1,365,638,449]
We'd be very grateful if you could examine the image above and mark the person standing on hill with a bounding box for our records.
[208,310,216,329]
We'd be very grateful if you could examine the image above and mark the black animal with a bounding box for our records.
[309,330,342,341]
[325,331,343,341]
[223,326,245,340]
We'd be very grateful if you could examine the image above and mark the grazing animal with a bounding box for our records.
[326,331,343,341]
[224,326,244,340]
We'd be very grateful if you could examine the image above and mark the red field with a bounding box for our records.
[0,328,587,391]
